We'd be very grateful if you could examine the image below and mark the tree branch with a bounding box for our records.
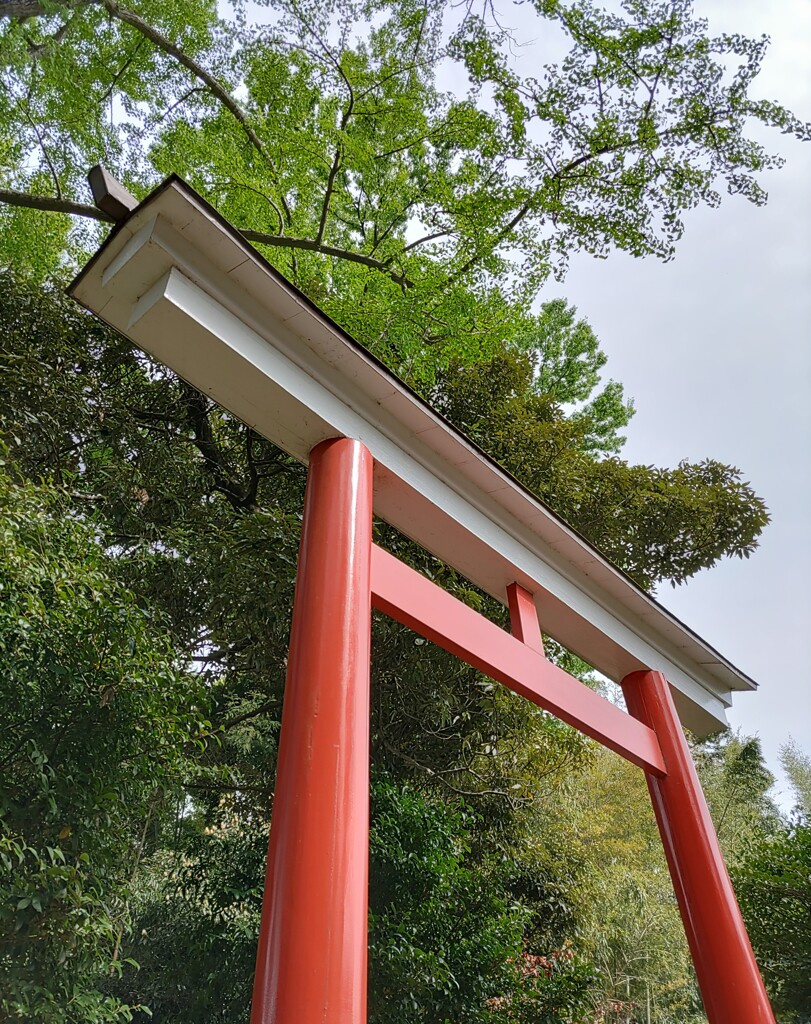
[315,57,354,245]
[184,778,269,794]
[21,103,62,199]
[0,187,414,287]
[436,143,623,291]
[3,1,292,226]
[243,427,261,509]
[442,196,533,288]
[382,739,520,808]
[0,0,92,17]
[240,228,413,288]
[99,0,290,225]
[317,132,347,246]
[181,386,255,510]
[403,228,450,253]
[215,179,284,234]
[219,698,278,731]
[98,38,145,107]
[0,186,111,220]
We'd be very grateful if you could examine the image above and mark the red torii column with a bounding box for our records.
[621,671,775,1024]
[250,438,373,1024]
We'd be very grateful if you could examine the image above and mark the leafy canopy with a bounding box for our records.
[0,460,208,1023]
[0,0,808,380]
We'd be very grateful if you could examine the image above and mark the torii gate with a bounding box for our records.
[71,170,776,1024]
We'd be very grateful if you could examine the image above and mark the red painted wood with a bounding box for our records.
[371,545,665,776]
[621,671,776,1024]
[251,438,373,1024]
[507,582,545,654]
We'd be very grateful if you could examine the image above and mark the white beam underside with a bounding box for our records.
[70,181,760,735]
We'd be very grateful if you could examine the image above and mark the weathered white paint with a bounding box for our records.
[70,176,759,734]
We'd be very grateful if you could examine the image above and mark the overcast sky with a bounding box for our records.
[540,0,811,803]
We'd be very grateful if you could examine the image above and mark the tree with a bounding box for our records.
[781,740,811,819]
[0,0,807,379]
[735,820,811,1021]
[731,741,811,1022]
[0,461,207,1023]
[692,733,779,860]
[0,270,772,1022]
[512,743,702,1023]
[431,339,767,590]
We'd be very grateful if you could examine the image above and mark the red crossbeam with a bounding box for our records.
[371,545,666,776]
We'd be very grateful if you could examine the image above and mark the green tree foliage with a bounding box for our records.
[1,271,606,1020]
[735,821,811,1022]
[0,259,777,1024]
[0,0,808,377]
[691,734,778,853]
[0,462,207,1022]
[781,740,811,819]
[370,776,525,1022]
[512,745,701,1023]
[106,773,598,1024]
[98,795,271,1022]
[431,337,767,589]
[731,740,811,1022]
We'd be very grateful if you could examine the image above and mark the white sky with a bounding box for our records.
[538,0,811,803]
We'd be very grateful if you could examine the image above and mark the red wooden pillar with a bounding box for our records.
[251,438,374,1024]
[621,670,775,1024]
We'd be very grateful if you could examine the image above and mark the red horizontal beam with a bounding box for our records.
[371,545,666,776]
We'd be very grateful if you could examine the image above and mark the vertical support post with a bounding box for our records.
[251,438,374,1024]
[621,670,775,1024]
[506,582,545,655]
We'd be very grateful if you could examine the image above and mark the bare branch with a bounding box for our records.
[0,186,111,220]
[435,142,626,290]
[24,7,79,56]
[21,102,61,199]
[220,698,278,731]
[214,179,284,235]
[442,196,534,288]
[155,85,206,123]
[367,196,424,256]
[268,1,354,241]
[382,739,520,808]
[403,229,450,253]
[594,53,605,117]
[354,58,434,102]
[412,0,428,58]
[0,0,93,18]
[240,228,414,288]
[180,385,256,510]
[0,187,414,287]
[314,49,355,246]
[98,38,146,107]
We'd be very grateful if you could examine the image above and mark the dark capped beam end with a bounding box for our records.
[87,164,138,222]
